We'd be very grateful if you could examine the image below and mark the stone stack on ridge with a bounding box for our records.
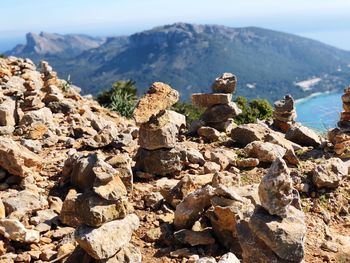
[134,82,186,176]
[191,73,242,137]
[272,94,297,132]
[328,86,350,156]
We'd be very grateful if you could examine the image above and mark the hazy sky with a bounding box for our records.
[1,0,350,51]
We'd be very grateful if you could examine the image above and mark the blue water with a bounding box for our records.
[295,92,342,132]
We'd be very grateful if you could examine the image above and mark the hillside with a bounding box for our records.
[6,23,350,102]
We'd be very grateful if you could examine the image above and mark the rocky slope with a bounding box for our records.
[0,57,349,263]
[6,23,350,102]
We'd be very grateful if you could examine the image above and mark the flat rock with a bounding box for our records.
[285,125,322,147]
[192,93,232,107]
[75,214,140,259]
[312,157,347,188]
[133,82,179,124]
[258,158,294,218]
[231,123,270,146]
[174,229,215,246]
[0,219,40,243]
[0,137,42,177]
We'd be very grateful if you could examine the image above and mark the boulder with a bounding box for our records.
[0,219,40,243]
[75,193,131,227]
[3,190,48,215]
[312,158,347,188]
[0,137,42,177]
[258,158,294,218]
[201,102,241,123]
[285,125,322,147]
[231,123,270,146]
[174,185,215,229]
[212,73,237,93]
[133,82,179,124]
[244,141,286,163]
[75,214,140,259]
[135,147,184,176]
[192,93,232,107]
[19,107,53,126]
[198,126,221,142]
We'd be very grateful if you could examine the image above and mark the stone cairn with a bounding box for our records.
[134,82,186,176]
[272,94,297,132]
[328,86,350,156]
[191,73,241,140]
[62,152,141,261]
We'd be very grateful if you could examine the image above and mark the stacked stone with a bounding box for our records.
[134,82,186,176]
[60,152,141,261]
[272,94,297,132]
[191,73,241,136]
[328,86,350,156]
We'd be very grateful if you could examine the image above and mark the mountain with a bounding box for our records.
[6,23,350,102]
[8,32,105,58]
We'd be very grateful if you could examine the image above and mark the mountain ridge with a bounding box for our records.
[6,23,350,102]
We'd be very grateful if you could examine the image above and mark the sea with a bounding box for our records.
[295,92,343,132]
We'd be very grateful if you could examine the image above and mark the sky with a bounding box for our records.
[1,0,350,51]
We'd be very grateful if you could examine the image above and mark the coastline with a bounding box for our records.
[295,90,333,104]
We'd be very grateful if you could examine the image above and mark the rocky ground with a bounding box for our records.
[0,57,349,263]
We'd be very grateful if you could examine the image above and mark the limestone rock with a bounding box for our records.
[174,185,215,229]
[258,158,294,218]
[0,96,16,127]
[174,229,215,246]
[212,73,237,93]
[75,214,140,259]
[98,243,142,263]
[19,107,53,126]
[3,190,48,215]
[192,93,232,107]
[0,219,40,243]
[198,126,221,142]
[312,158,347,188]
[133,82,179,124]
[201,102,241,123]
[244,141,286,163]
[75,193,131,227]
[231,123,270,146]
[218,252,240,263]
[135,147,183,176]
[86,124,119,148]
[285,125,322,147]
[0,137,42,177]
[185,148,205,165]
[0,200,5,218]
[59,189,82,227]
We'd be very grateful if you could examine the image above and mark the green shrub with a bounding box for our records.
[96,80,137,118]
[171,102,205,126]
[234,96,273,124]
[0,54,6,59]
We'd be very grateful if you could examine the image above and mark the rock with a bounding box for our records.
[274,94,294,112]
[174,185,215,229]
[3,190,48,215]
[105,154,133,192]
[198,127,221,142]
[188,119,205,135]
[206,118,236,133]
[210,148,237,170]
[312,158,347,188]
[212,171,240,188]
[201,102,241,123]
[75,193,131,227]
[234,158,259,168]
[0,137,42,177]
[144,192,163,210]
[218,252,240,263]
[192,93,232,107]
[231,123,270,146]
[21,139,42,153]
[203,162,221,173]
[174,229,215,246]
[285,125,322,147]
[0,96,16,127]
[244,141,286,163]
[86,124,119,148]
[19,107,53,126]
[248,206,306,262]
[0,219,39,243]
[258,158,294,218]
[212,73,237,93]
[197,256,217,263]
[133,82,179,124]
[98,243,142,263]
[185,148,205,165]
[138,110,181,150]
[75,214,140,259]
[0,200,5,219]
[59,189,82,227]
[135,147,183,176]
